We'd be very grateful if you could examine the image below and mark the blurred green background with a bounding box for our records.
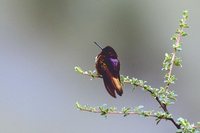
[0,0,200,132]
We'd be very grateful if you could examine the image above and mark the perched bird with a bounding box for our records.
[94,42,123,98]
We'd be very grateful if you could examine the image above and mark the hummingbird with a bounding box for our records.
[94,42,123,98]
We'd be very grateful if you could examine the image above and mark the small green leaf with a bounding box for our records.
[173,43,182,51]
[122,107,131,117]
[171,34,178,41]
[165,74,176,84]
[183,24,189,28]
[181,31,188,37]
[183,10,189,19]
[76,102,81,109]
[74,66,84,74]
[174,57,182,67]
[99,106,109,117]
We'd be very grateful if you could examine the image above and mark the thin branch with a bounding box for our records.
[193,126,199,129]
[169,33,181,78]
[165,32,182,89]
[76,102,173,124]
[78,107,156,117]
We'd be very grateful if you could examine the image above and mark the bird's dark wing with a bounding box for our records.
[102,69,117,98]
[102,58,122,97]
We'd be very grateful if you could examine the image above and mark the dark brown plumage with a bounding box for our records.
[95,43,123,98]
